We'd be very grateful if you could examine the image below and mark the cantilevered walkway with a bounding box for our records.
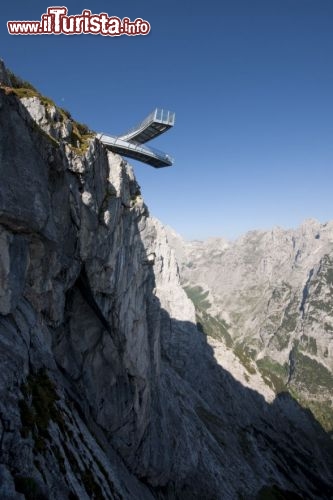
[97,109,175,168]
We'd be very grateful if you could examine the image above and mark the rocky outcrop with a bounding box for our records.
[167,220,333,433]
[0,63,333,499]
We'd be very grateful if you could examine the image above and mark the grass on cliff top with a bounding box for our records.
[3,69,94,155]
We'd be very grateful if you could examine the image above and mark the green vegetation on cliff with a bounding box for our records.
[2,69,94,155]
[184,285,233,347]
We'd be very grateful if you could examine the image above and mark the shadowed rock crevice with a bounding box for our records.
[75,266,112,334]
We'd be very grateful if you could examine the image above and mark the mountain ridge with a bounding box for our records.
[166,219,333,432]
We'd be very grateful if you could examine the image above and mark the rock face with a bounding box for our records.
[0,63,333,499]
[167,220,333,433]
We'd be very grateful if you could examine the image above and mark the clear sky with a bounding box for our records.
[1,1,333,240]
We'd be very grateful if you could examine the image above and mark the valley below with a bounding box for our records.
[167,221,333,434]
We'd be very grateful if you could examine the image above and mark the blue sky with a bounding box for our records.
[1,1,333,239]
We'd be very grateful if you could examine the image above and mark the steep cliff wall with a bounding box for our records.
[0,63,332,500]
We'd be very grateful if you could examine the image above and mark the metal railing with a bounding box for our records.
[118,108,175,141]
[97,133,174,164]
[154,108,175,125]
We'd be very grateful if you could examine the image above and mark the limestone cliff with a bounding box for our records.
[0,62,332,500]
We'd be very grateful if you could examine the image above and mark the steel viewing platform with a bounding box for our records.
[97,108,175,168]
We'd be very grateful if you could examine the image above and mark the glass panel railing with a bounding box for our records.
[117,108,175,140]
[137,142,174,163]
[118,109,155,139]
[98,133,173,164]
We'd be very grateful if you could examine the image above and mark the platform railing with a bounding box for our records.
[118,108,175,141]
[97,133,174,164]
